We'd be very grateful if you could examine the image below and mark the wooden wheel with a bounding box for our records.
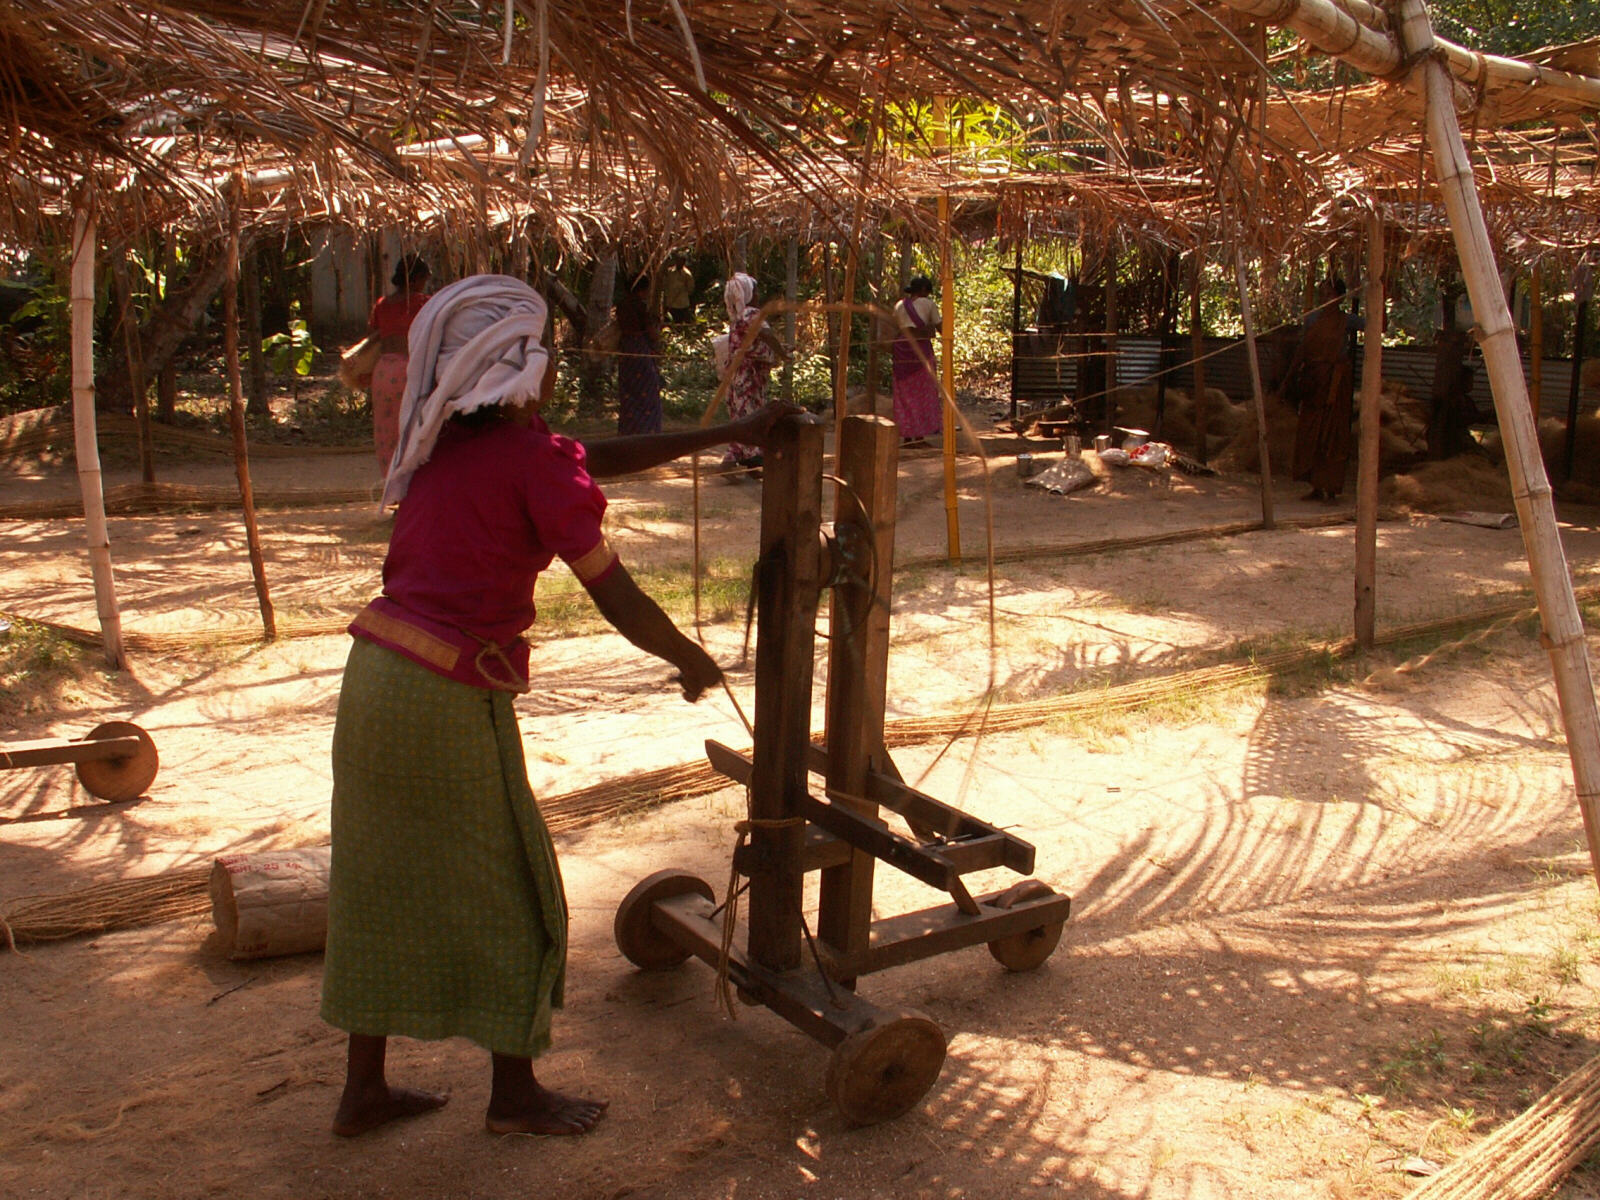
[986,879,1065,972]
[826,1012,947,1126]
[75,722,159,803]
[614,869,713,970]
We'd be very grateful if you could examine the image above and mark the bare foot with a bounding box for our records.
[332,1084,449,1138]
[485,1085,609,1136]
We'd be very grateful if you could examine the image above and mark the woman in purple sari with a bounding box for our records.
[890,275,943,447]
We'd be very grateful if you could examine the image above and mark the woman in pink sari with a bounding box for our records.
[890,275,943,447]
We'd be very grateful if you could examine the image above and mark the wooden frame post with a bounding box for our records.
[819,416,900,968]
[1565,285,1589,483]
[70,203,127,670]
[1233,242,1275,529]
[224,189,277,640]
[939,190,960,562]
[1397,0,1600,892]
[748,414,827,972]
[1355,214,1386,649]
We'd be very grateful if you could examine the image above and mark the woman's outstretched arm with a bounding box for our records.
[581,402,796,478]
[584,563,722,701]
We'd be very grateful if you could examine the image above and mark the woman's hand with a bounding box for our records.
[671,642,724,703]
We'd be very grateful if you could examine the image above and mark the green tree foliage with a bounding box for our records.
[1428,0,1600,56]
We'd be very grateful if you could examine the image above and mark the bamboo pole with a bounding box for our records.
[1233,242,1275,529]
[223,188,277,640]
[70,204,127,670]
[1219,0,1600,111]
[1566,291,1589,483]
[1529,266,1544,417]
[1191,249,1209,464]
[1355,214,1385,649]
[1395,0,1600,894]
[939,190,960,563]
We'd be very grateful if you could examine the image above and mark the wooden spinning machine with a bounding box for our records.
[615,413,1070,1125]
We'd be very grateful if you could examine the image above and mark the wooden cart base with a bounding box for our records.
[616,414,1072,1125]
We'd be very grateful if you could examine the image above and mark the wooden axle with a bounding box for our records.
[0,721,159,803]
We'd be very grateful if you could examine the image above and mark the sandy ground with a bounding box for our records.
[5,424,1600,1199]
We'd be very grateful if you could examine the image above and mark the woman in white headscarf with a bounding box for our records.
[323,275,789,1140]
[719,271,787,472]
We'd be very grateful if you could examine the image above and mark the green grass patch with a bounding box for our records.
[0,618,96,720]
[528,557,754,641]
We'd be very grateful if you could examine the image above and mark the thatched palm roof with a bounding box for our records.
[2,2,1598,261]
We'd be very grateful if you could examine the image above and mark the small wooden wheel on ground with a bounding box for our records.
[986,878,1065,972]
[75,722,159,803]
[614,869,713,970]
[825,1011,947,1126]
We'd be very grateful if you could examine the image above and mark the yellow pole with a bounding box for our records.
[939,190,960,562]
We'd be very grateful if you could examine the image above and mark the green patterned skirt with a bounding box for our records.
[321,637,567,1057]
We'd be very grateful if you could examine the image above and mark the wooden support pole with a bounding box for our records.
[70,204,127,670]
[1397,0,1600,894]
[224,190,277,641]
[241,244,268,420]
[1010,244,1023,424]
[1104,248,1119,421]
[1529,265,1544,416]
[819,416,900,966]
[157,234,177,424]
[1191,249,1209,463]
[748,414,826,973]
[1233,243,1275,530]
[783,237,798,404]
[111,254,154,484]
[939,191,960,563]
[1355,215,1386,649]
[864,234,883,417]
[1566,290,1589,483]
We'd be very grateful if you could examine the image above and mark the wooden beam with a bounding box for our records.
[819,416,900,962]
[746,413,826,972]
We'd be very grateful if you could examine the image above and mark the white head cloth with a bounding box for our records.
[380,274,550,508]
[723,272,756,323]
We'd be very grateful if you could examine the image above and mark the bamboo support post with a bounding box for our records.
[783,237,798,404]
[223,189,277,640]
[1529,266,1543,416]
[1566,290,1589,483]
[1232,242,1275,529]
[832,72,886,445]
[1191,249,1209,464]
[1396,0,1600,894]
[1355,214,1385,649]
[1010,245,1023,424]
[70,204,127,670]
[939,191,960,563]
[864,234,883,416]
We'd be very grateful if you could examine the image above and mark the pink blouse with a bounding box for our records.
[350,415,618,691]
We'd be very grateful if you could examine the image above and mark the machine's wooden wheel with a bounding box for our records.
[986,879,1065,972]
[614,870,713,970]
[75,722,159,803]
[826,1012,947,1126]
